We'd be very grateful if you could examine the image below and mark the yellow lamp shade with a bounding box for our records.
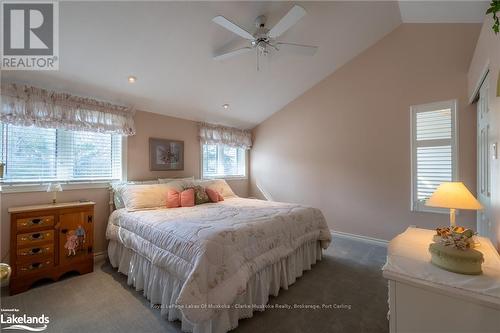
[426,182,482,210]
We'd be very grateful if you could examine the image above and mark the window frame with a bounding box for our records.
[0,126,128,193]
[200,143,248,180]
[410,99,459,213]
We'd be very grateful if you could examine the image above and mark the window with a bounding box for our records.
[0,123,122,183]
[202,144,246,178]
[411,100,458,212]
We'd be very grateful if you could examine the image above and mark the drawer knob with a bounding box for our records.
[30,233,41,240]
[31,218,42,225]
[21,262,46,271]
[31,248,41,254]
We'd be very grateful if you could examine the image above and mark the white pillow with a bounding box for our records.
[121,184,170,211]
[111,180,159,209]
[195,179,236,198]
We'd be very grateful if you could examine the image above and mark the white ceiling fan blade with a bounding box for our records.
[268,5,306,39]
[276,42,318,56]
[213,47,253,61]
[212,16,254,40]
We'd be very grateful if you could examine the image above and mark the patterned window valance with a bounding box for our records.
[1,83,136,136]
[199,122,252,149]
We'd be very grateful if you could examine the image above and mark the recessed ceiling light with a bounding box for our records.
[223,104,229,110]
[128,76,137,83]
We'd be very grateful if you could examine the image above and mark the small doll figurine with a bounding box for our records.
[64,230,78,256]
[75,225,86,250]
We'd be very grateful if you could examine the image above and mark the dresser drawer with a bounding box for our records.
[17,244,54,260]
[17,230,54,247]
[17,258,53,276]
[16,216,54,231]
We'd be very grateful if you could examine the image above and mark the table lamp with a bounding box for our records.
[425,182,482,227]
[47,182,63,204]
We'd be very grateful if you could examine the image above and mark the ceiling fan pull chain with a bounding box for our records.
[257,50,260,71]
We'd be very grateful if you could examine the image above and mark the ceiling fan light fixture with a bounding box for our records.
[222,103,230,110]
[128,76,137,83]
[211,5,317,70]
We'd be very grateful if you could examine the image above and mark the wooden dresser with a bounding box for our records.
[9,201,95,295]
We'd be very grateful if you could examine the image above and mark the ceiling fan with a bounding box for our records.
[212,5,318,70]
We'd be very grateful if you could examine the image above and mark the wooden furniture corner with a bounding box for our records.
[8,201,95,295]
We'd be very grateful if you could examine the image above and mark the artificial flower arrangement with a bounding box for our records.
[429,226,484,275]
[433,226,476,250]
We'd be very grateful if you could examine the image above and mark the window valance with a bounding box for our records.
[198,122,252,149]
[1,83,136,136]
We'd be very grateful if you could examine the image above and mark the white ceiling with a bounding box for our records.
[399,1,488,23]
[2,1,486,129]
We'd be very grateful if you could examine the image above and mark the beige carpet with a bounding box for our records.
[1,236,388,333]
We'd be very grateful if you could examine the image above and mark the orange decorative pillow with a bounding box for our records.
[180,188,195,207]
[206,188,220,203]
[167,190,180,208]
[218,192,224,201]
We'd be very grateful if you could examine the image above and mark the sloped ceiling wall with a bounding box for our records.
[250,23,481,240]
[2,1,402,129]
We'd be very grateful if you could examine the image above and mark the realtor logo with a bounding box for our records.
[1,1,59,70]
[1,308,49,331]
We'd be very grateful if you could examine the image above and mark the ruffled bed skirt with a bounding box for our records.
[108,240,323,333]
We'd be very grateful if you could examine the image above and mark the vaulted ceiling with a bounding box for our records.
[1,1,487,129]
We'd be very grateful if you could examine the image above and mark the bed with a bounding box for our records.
[106,180,331,333]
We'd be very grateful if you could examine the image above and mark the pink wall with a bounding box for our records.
[467,16,500,248]
[250,24,481,241]
[0,111,249,260]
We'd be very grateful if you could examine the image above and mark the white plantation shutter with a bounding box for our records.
[411,100,458,212]
[202,143,246,178]
[0,123,122,182]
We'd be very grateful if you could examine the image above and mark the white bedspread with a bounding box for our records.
[106,197,331,324]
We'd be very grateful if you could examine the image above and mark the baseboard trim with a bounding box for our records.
[94,251,108,261]
[331,230,388,247]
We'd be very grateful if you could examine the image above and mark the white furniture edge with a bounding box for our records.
[383,270,500,310]
[331,229,388,247]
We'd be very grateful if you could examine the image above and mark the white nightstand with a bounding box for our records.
[382,227,500,333]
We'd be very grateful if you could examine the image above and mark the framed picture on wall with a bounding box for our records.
[149,138,184,171]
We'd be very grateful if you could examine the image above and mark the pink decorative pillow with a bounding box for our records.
[206,188,219,203]
[180,188,195,207]
[167,190,180,208]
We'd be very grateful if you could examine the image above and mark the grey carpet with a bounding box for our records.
[1,237,388,333]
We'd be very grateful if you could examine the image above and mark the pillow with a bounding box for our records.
[121,184,170,211]
[111,180,159,209]
[218,192,224,201]
[180,188,195,207]
[206,188,219,203]
[167,190,180,208]
[195,179,236,198]
[193,185,210,205]
[111,182,127,209]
